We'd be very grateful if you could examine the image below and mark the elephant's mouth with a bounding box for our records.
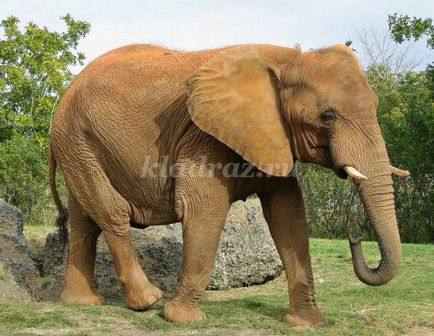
[336,168,349,180]
[311,144,349,180]
[318,145,349,180]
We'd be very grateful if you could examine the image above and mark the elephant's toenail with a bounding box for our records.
[148,296,157,306]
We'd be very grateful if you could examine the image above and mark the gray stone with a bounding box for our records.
[43,196,282,295]
[0,261,32,301]
[209,197,283,289]
[42,230,67,278]
[0,199,40,285]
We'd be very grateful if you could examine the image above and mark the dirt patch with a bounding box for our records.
[16,327,77,336]
[406,325,434,336]
[205,274,285,302]
[199,328,283,335]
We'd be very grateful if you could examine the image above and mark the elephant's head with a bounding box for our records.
[186,44,409,286]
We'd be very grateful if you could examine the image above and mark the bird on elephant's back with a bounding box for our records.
[49,42,409,326]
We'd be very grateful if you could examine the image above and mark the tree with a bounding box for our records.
[0,15,89,223]
[388,14,434,49]
[0,14,90,144]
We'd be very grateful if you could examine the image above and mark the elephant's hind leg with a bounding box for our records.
[61,194,103,305]
[86,185,162,310]
[61,140,162,310]
[102,224,163,310]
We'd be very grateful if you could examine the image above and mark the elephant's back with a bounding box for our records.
[78,43,218,83]
[81,44,180,75]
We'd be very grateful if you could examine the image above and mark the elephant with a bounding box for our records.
[49,43,409,327]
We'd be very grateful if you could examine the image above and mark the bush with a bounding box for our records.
[297,164,367,240]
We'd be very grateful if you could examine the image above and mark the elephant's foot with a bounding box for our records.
[124,281,163,311]
[284,307,328,327]
[61,286,104,306]
[164,299,206,323]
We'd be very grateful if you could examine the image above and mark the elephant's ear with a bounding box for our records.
[186,46,294,176]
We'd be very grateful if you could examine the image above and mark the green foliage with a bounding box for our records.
[388,13,434,49]
[0,135,47,220]
[0,15,89,224]
[0,14,90,143]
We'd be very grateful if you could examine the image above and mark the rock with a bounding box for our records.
[43,196,282,295]
[209,197,283,289]
[0,199,40,286]
[42,230,67,278]
[0,261,32,301]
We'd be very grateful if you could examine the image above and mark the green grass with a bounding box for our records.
[0,239,432,335]
[23,223,57,242]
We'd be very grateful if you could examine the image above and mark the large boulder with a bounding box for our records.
[44,196,282,295]
[209,197,283,289]
[0,199,40,287]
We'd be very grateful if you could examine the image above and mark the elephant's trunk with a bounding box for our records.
[350,167,401,286]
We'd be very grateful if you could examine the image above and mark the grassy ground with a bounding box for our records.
[1,230,433,335]
[23,224,57,240]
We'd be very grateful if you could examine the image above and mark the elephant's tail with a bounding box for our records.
[49,145,68,246]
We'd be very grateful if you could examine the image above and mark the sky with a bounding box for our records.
[2,0,433,73]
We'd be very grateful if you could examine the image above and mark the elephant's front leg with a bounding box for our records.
[259,178,327,327]
[164,183,231,323]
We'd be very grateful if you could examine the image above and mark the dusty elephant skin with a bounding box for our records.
[49,43,408,326]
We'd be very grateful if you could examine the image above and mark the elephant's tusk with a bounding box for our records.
[389,164,410,177]
[343,166,368,181]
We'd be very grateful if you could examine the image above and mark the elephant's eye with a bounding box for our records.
[320,110,337,124]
